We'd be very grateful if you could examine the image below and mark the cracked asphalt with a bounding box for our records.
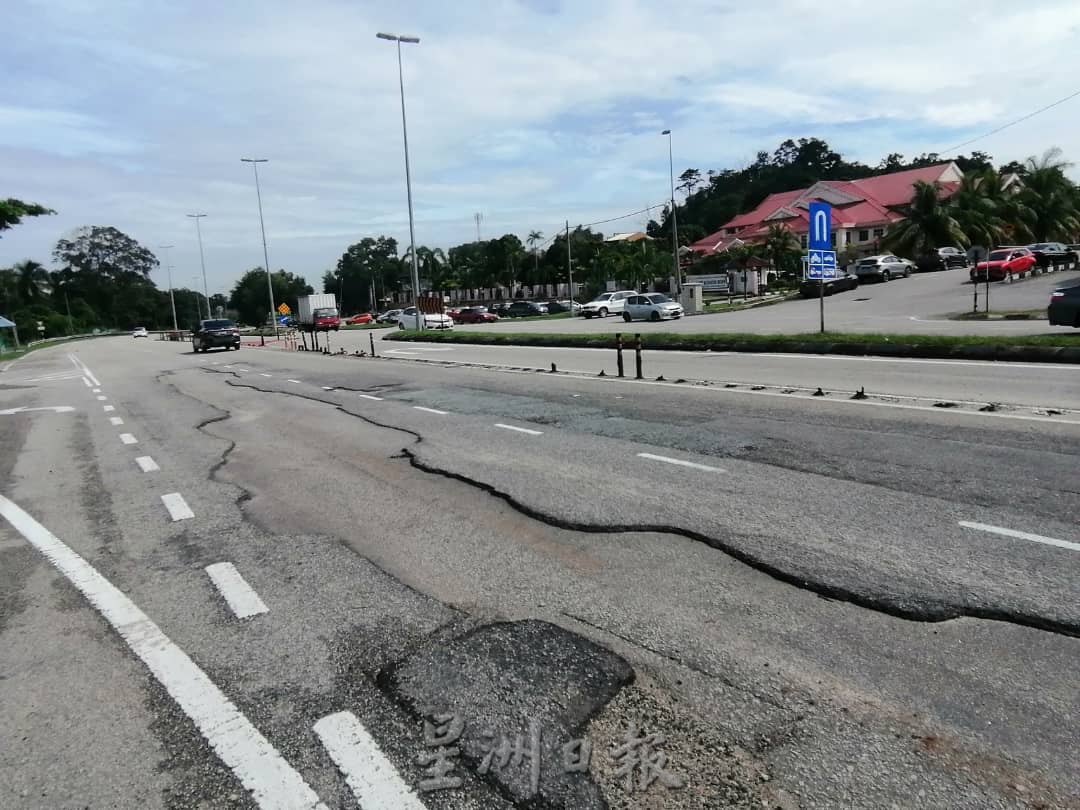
[1,335,1078,810]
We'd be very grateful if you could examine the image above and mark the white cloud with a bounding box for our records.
[3,0,1080,293]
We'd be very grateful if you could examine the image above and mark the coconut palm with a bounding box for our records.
[948,169,1007,250]
[884,181,968,256]
[526,230,544,285]
[763,224,800,276]
[1020,148,1080,241]
[15,259,50,303]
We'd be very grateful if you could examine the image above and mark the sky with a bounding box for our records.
[3,0,1080,296]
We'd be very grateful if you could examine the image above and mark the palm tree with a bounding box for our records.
[763,224,800,277]
[526,230,544,283]
[1020,148,1080,241]
[949,169,1006,250]
[884,181,968,257]
[15,260,50,303]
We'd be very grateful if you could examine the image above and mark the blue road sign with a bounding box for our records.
[806,249,838,280]
[808,201,832,251]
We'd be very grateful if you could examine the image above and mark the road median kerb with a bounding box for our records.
[384,331,1080,364]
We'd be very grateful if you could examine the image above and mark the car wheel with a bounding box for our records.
[599,308,608,318]
[650,311,661,322]
[882,270,891,282]
[622,312,632,322]
[903,268,911,278]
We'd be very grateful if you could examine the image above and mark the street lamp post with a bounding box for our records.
[159,244,179,332]
[192,277,205,319]
[240,158,278,333]
[661,130,681,298]
[377,31,423,330]
[186,213,210,319]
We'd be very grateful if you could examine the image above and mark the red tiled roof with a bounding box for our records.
[847,163,954,206]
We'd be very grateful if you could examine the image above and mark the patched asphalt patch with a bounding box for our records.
[379,619,634,808]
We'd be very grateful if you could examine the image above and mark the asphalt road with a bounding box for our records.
[1,336,1078,809]
[453,265,1080,336]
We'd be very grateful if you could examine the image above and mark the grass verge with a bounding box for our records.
[1,332,120,364]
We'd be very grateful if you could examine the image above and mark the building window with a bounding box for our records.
[858,229,869,242]
[799,234,808,248]
[873,228,885,238]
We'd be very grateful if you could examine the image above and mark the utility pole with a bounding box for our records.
[186,214,210,316]
[159,244,179,331]
[662,130,681,298]
[474,211,483,242]
[240,158,277,333]
[566,220,575,304]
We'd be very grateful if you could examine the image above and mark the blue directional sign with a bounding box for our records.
[808,201,832,251]
[806,249,838,280]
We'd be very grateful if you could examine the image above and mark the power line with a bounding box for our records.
[529,200,670,252]
[938,87,1080,156]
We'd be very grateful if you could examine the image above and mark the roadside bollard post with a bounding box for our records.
[370,333,376,357]
[615,333,625,378]
[260,332,265,346]
[635,334,643,380]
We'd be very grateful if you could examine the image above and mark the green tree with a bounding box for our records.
[526,230,544,283]
[1019,148,1080,241]
[948,169,1006,249]
[229,268,312,327]
[763,224,801,276]
[0,198,55,235]
[883,181,968,256]
[15,260,50,303]
[332,236,401,311]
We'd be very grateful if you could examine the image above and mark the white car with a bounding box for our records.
[396,307,454,330]
[623,293,684,322]
[580,291,635,318]
[132,326,148,338]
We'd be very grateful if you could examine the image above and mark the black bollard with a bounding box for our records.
[615,333,625,378]
[370,333,376,357]
[634,334,643,380]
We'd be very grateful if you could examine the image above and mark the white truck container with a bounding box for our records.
[296,293,340,331]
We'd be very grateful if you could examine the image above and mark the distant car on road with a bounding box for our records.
[345,313,373,325]
[581,291,635,318]
[622,293,684,322]
[504,301,549,317]
[376,309,403,324]
[798,272,859,298]
[395,307,454,330]
[1048,283,1080,327]
[452,306,499,324]
[970,248,1036,282]
[192,319,241,353]
[915,247,969,272]
[132,326,148,338]
[854,255,914,282]
[1026,242,1076,270]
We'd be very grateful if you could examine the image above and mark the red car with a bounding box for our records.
[970,248,1037,282]
[345,313,373,325]
[452,306,499,324]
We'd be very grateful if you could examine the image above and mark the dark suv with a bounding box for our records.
[192,319,241,352]
[1027,242,1076,270]
[1048,283,1080,327]
[505,301,549,317]
[916,246,969,272]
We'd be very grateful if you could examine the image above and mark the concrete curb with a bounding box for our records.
[385,334,1080,364]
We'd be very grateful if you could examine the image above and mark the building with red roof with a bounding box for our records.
[688,162,965,257]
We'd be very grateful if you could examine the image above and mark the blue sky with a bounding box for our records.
[3,0,1080,296]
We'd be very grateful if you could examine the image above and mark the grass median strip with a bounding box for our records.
[386,329,1080,363]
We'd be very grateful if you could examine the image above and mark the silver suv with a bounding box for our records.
[855,254,914,282]
[580,290,635,318]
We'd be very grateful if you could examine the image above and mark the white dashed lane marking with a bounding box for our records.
[288,379,302,384]
[205,563,269,619]
[103,405,115,413]
[413,406,448,415]
[260,373,272,377]
[358,394,383,401]
[109,416,124,426]
[96,395,107,401]
[495,423,543,435]
[637,452,726,473]
[161,493,194,521]
[119,433,138,445]
[135,456,160,473]
[0,493,326,810]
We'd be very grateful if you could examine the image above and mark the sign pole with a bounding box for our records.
[819,275,825,333]
[807,202,833,335]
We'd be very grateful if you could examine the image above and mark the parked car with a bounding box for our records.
[490,302,512,317]
[132,326,148,338]
[915,247,969,272]
[345,313,373,325]
[543,300,581,314]
[580,291,635,318]
[452,306,499,324]
[1027,242,1076,270]
[798,272,860,298]
[970,248,1037,282]
[376,309,403,324]
[1048,282,1080,327]
[854,255,914,282]
[622,293,684,322]
[395,307,454,330]
[192,319,241,352]
[504,301,549,317]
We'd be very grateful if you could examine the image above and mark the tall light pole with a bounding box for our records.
[377,31,423,330]
[240,158,277,332]
[661,130,681,297]
[158,244,179,331]
[192,276,205,319]
[186,213,210,319]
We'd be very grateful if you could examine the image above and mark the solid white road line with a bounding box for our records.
[96,395,107,401]
[103,405,115,413]
[204,562,269,619]
[495,423,543,435]
[109,416,124,426]
[413,406,448,415]
[68,354,101,387]
[0,494,326,810]
[959,521,1080,553]
[135,456,160,473]
[119,433,138,445]
[358,394,383,401]
[161,492,195,521]
[313,712,429,810]
[287,379,302,384]
[637,452,726,473]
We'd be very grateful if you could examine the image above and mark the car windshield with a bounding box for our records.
[591,294,613,302]
[857,258,879,264]
[1030,243,1051,250]
[202,320,233,329]
[988,250,1009,261]
[647,294,672,303]
[314,308,337,317]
